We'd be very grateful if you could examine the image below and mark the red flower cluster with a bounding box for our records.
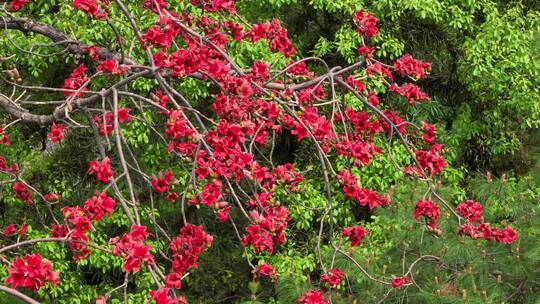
[83,191,116,221]
[8,0,29,11]
[96,59,127,75]
[143,0,168,13]
[0,155,18,173]
[88,157,114,182]
[321,268,345,287]
[61,206,90,232]
[92,107,133,137]
[357,44,375,59]
[353,11,378,37]
[459,223,518,244]
[168,224,212,286]
[142,16,181,50]
[272,163,304,190]
[5,254,59,290]
[456,200,483,222]
[73,0,108,20]
[83,45,102,61]
[297,290,328,304]
[190,179,224,208]
[342,226,368,247]
[336,139,381,167]
[111,225,155,273]
[421,121,436,145]
[151,170,174,193]
[337,107,380,136]
[415,144,446,176]
[165,109,197,156]
[456,199,517,244]
[390,83,429,105]
[61,206,93,261]
[150,287,187,304]
[394,54,431,80]
[50,224,69,238]
[3,223,26,237]
[63,64,89,97]
[336,169,389,209]
[377,110,406,137]
[190,0,236,13]
[12,182,33,205]
[366,62,393,80]
[391,275,410,288]
[242,207,289,254]
[48,123,66,143]
[414,200,440,230]
[0,128,11,145]
[248,20,295,57]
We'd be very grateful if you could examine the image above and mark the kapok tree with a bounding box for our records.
[0,1,518,303]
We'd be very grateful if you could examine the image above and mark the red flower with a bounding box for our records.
[456,200,484,223]
[96,59,127,75]
[12,182,33,205]
[495,226,518,244]
[247,20,295,57]
[44,192,60,202]
[18,223,27,236]
[150,287,187,304]
[83,191,116,221]
[342,226,368,247]
[297,290,328,304]
[73,0,107,20]
[96,296,107,304]
[414,200,440,229]
[421,121,436,145]
[151,170,174,193]
[5,254,59,290]
[321,268,345,287]
[50,224,69,238]
[111,225,154,273]
[164,272,182,289]
[166,192,178,202]
[251,61,270,80]
[224,21,244,41]
[169,224,213,275]
[416,144,446,176]
[48,123,66,143]
[88,157,114,182]
[390,83,429,105]
[366,62,393,80]
[143,0,168,12]
[242,207,289,254]
[63,64,89,97]
[391,275,410,288]
[353,11,378,37]
[357,44,374,59]
[394,54,431,80]
[3,224,17,237]
[0,128,11,145]
[190,0,236,13]
[336,169,389,209]
[82,45,102,61]
[216,206,230,222]
[117,107,133,123]
[8,0,29,11]
[256,263,275,277]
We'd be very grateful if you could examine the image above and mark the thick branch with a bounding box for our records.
[0,285,41,304]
